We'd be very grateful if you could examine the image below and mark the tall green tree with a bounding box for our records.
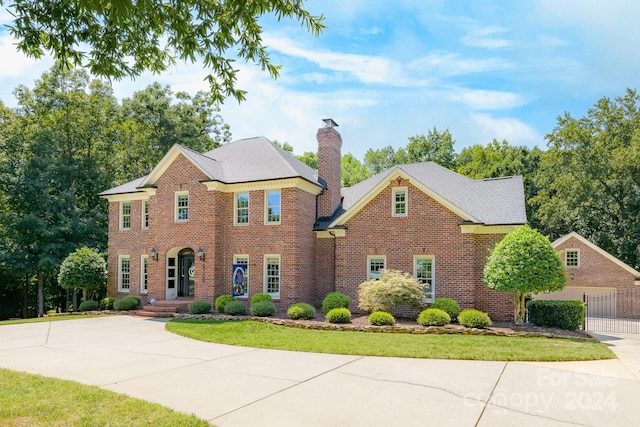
[406,127,456,168]
[2,0,326,103]
[58,247,107,306]
[533,89,640,268]
[341,153,370,187]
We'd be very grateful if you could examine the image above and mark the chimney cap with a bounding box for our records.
[322,118,339,128]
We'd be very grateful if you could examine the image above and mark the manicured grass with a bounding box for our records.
[0,369,211,427]
[0,314,114,325]
[166,319,615,362]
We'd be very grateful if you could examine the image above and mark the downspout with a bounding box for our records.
[329,231,337,292]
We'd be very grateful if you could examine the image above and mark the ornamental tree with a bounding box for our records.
[58,247,107,304]
[483,225,565,325]
[358,270,426,313]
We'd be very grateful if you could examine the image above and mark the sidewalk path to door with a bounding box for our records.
[1,315,640,427]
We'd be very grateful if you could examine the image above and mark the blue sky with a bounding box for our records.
[1,1,639,160]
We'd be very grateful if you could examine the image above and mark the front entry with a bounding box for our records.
[178,249,195,298]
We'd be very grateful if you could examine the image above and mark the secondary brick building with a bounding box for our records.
[100,119,527,320]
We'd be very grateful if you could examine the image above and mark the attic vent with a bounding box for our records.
[322,118,339,128]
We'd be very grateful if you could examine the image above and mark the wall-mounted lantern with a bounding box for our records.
[197,247,205,261]
[150,247,158,261]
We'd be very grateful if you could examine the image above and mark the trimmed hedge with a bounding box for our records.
[78,300,99,312]
[99,297,116,310]
[527,300,585,331]
[368,311,395,326]
[251,293,273,306]
[251,300,276,317]
[215,295,235,313]
[458,309,492,329]
[417,308,451,326]
[114,295,141,311]
[189,300,212,315]
[430,298,460,320]
[322,292,350,314]
[325,307,351,324]
[223,300,247,315]
[287,303,316,320]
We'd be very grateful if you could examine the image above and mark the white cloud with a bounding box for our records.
[461,25,512,49]
[446,87,525,111]
[470,113,541,146]
[408,52,512,76]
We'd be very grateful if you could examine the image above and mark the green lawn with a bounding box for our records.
[0,369,211,427]
[166,319,615,362]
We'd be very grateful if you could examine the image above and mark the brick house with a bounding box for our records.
[534,232,640,317]
[100,119,526,320]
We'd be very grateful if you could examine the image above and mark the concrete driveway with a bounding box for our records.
[1,315,639,427]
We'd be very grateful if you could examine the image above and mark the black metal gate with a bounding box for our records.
[584,289,640,334]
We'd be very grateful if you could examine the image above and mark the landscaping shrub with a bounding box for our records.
[78,300,99,312]
[325,307,351,324]
[113,295,141,311]
[458,309,492,329]
[188,300,212,314]
[430,298,460,320]
[223,300,246,315]
[417,308,451,326]
[322,292,350,313]
[251,300,276,317]
[527,300,585,331]
[358,270,425,313]
[287,303,316,320]
[251,293,273,306]
[99,297,116,310]
[215,295,235,313]
[368,311,395,326]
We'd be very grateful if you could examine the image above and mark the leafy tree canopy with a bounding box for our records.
[1,0,326,103]
[58,247,107,292]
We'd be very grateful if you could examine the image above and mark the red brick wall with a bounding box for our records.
[473,234,513,321]
[317,126,342,218]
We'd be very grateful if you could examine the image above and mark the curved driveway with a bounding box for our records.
[1,315,639,426]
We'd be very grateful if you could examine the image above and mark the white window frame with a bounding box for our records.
[233,255,249,298]
[414,255,435,302]
[120,201,131,230]
[264,255,281,298]
[566,249,580,268]
[234,193,250,226]
[142,200,149,230]
[367,255,386,280]
[140,255,149,293]
[265,190,281,225]
[392,186,408,217]
[118,255,130,292]
[175,191,189,222]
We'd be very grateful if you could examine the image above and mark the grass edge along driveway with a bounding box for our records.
[166,319,615,362]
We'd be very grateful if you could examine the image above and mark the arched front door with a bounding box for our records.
[178,248,195,298]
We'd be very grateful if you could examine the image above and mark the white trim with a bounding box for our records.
[565,248,580,268]
[414,255,435,302]
[205,177,323,196]
[264,189,281,225]
[459,224,521,234]
[141,200,149,230]
[552,232,640,277]
[174,191,189,222]
[263,254,281,299]
[118,255,130,292]
[392,186,408,217]
[233,254,249,298]
[140,255,149,293]
[315,229,346,238]
[367,255,386,280]
[120,201,131,230]
[234,192,250,226]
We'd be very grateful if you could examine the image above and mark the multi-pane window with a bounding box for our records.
[367,256,386,280]
[175,192,189,222]
[118,256,130,291]
[566,249,579,267]
[235,193,249,225]
[264,255,280,297]
[140,255,148,293]
[142,200,149,229]
[414,256,434,302]
[392,187,407,217]
[233,255,249,297]
[121,202,131,230]
[266,190,281,224]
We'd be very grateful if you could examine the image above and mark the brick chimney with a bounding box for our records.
[317,118,342,219]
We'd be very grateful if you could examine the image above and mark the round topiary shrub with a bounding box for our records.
[251,300,276,317]
[368,311,395,326]
[99,297,116,310]
[78,300,99,312]
[458,309,492,329]
[287,303,316,320]
[430,298,460,320]
[417,308,451,326]
[215,295,235,313]
[223,299,247,315]
[189,300,212,314]
[251,293,273,306]
[325,307,351,324]
[113,295,141,311]
[322,292,350,314]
